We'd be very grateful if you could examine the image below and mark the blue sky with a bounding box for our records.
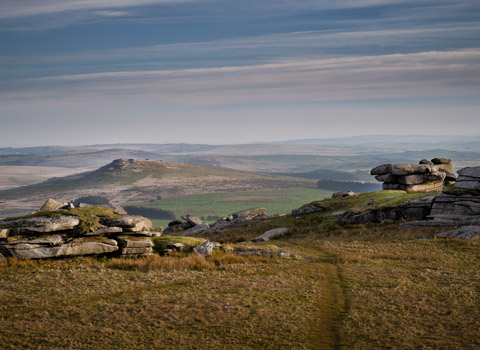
[1,0,480,146]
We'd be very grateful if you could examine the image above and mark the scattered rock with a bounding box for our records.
[193,241,218,256]
[436,226,480,240]
[364,199,375,206]
[182,214,203,226]
[254,228,288,242]
[325,210,346,217]
[40,198,63,212]
[231,208,266,219]
[291,204,327,216]
[182,223,210,236]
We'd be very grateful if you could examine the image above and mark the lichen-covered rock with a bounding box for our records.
[254,228,288,242]
[397,172,446,185]
[85,227,123,236]
[0,216,80,234]
[371,164,392,176]
[102,215,152,232]
[40,198,63,212]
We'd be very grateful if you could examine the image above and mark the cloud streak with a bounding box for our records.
[2,49,479,108]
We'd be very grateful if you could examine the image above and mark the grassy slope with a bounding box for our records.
[1,190,479,349]
[147,188,333,227]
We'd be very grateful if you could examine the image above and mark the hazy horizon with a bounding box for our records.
[1,1,480,146]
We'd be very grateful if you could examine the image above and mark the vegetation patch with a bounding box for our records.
[150,235,206,254]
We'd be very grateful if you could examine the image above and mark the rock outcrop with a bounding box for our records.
[337,194,436,225]
[399,166,480,237]
[371,158,456,193]
[0,202,159,260]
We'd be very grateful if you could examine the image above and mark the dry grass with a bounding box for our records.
[0,251,344,349]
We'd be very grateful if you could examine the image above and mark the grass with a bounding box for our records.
[146,188,332,225]
[1,190,479,349]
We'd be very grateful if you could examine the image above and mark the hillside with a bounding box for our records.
[0,159,316,216]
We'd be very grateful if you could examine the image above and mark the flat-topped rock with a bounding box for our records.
[0,216,80,234]
[397,173,445,185]
[431,158,452,165]
[457,166,480,180]
[370,164,391,176]
[390,164,437,176]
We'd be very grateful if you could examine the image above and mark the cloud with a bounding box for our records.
[94,10,131,17]
[0,0,196,18]
[2,49,479,108]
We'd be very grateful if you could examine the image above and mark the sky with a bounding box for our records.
[1,0,480,146]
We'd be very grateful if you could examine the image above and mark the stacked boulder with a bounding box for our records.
[0,200,158,260]
[399,166,480,238]
[371,158,456,193]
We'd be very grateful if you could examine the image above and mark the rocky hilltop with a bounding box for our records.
[0,159,315,215]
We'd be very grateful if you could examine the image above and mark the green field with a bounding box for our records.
[147,188,332,227]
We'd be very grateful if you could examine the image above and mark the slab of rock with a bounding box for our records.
[40,198,63,212]
[454,180,480,191]
[117,236,153,248]
[403,182,445,193]
[332,191,355,199]
[168,220,185,227]
[85,227,123,236]
[436,226,480,240]
[456,166,480,180]
[57,237,118,257]
[371,164,392,176]
[182,223,210,236]
[231,208,266,219]
[103,216,152,232]
[375,174,397,183]
[390,164,437,176]
[254,228,288,242]
[397,172,446,185]
[0,235,65,259]
[0,216,80,234]
[182,215,203,226]
[431,158,452,165]
[419,159,434,165]
[193,241,218,256]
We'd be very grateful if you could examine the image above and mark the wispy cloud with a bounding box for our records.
[0,0,196,18]
[94,10,131,17]
[2,50,479,107]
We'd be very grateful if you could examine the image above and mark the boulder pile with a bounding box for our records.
[0,200,159,260]
[371,158,457,193]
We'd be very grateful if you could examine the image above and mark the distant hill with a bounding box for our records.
[0,159,316,215]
